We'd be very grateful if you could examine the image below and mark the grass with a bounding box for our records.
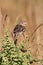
[0,28,43,65]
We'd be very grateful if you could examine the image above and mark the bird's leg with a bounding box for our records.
[22,32,25,37]
[14,39,17,45]
[14,34,17,45]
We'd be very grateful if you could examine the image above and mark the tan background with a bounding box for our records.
[0,0,43,65]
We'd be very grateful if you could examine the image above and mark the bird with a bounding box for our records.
[13,21,27,45]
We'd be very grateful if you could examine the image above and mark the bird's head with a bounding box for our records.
[16,15,28,27]
[18,21,27,27]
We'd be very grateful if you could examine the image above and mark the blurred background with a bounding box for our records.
[0,0,43,65]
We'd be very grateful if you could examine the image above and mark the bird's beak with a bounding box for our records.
[23,22,27,26]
